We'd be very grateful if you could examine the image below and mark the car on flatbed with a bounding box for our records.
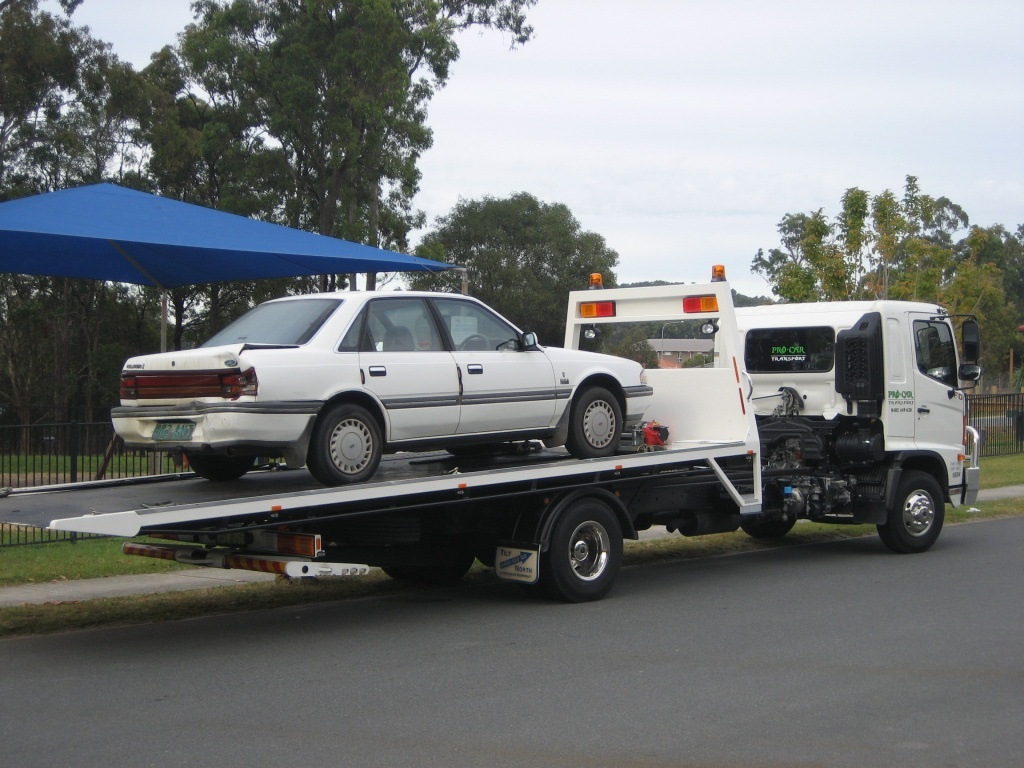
[113,291,653,486]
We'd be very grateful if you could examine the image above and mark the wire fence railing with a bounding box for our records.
[965,392,1024,458]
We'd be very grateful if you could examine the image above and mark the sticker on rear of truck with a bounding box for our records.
[495,545,539,584]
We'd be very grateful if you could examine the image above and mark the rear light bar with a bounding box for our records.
[120,368,258,400]
[683,295,719,313]
[579,300,616,318]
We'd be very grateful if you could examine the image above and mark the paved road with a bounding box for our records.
[2,516,1022,768]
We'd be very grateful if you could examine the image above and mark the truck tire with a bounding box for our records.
[541,498,623,602]
[877,470,944,554]
[565,386,623,459]
[185,453,254,481]
[306,403,382,485]
[740,516,797,540]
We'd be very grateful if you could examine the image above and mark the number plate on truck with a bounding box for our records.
[152,422,195,441]
[494,545,539,584]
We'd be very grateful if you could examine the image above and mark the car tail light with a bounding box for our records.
[220,368,258,399]
[120,374,138,398]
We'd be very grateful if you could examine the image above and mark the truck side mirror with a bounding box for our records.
[521,331,540,350]
[960,319,980,365]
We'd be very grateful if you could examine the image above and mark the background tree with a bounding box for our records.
[409,193,620,346]
[178,0,536,291]
[754,176,1018,382]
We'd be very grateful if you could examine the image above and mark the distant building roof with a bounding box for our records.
[647,339,714,354]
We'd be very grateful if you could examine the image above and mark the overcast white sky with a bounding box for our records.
[53,0,1024,296]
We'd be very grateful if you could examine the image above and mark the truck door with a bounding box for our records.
[909,314,965,451]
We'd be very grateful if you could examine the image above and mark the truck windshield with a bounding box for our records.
[202,299,344,347]
[744,327,835,372]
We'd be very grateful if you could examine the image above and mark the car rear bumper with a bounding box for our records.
[112,402,318,452]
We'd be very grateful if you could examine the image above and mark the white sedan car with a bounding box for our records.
[113,292,653,485]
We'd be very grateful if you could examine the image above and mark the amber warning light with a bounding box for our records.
[711,264,726,281]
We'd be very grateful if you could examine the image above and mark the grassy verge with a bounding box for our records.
[0,537,189,587]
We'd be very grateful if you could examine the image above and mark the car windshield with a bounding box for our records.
[202,299,344,347]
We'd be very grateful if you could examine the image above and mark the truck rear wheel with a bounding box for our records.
[877,470,944,553]
[541,498,623,602]
[185,453,254,481]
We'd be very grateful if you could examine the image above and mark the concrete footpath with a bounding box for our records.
[2,485,1021,608]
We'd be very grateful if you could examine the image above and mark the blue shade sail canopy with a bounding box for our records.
[0,183,451,288]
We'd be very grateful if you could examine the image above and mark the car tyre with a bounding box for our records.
[306,403,383,485]
[565,386,622,459]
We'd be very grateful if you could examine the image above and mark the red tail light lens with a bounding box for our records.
[220,368,258,399]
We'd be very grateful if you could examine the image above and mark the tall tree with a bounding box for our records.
[178,0,536,291]
[409,192,620,346]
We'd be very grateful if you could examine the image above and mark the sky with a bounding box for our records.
[48,0,1024,297]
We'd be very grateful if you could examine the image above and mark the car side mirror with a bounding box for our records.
[521,331,539,350]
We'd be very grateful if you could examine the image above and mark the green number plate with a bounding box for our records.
[152,422,195,441]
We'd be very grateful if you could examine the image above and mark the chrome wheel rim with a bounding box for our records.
[568,521,610,581]
[329,418,374,475]
[902,490,936,536]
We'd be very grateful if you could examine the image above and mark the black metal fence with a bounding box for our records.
[0,522,105,548]
[965,393,1024,458]
[0,420,179,490]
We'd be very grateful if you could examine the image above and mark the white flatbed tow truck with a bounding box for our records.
[38,268,981,601]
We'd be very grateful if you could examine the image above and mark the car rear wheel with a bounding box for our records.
[306,403,383,485]
[565,386,622,459]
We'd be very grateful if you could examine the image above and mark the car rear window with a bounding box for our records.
[744,326,835,372]
[202,299,344,347]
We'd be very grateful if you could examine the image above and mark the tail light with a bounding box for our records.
[119,368,257,400]
[220,368,258,399]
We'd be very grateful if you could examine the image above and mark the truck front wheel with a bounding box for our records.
[541,498,623,602]
[877,470,944,554]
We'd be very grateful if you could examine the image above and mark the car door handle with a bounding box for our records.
[467,364,484,374]
[917,405,930,414]
[368,366,387,377]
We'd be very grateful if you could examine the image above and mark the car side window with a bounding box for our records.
[914,320,957,387]
[364,298,443,352]
[432,298,520,351]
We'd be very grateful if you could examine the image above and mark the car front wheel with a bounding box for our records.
[306,403,383,485]
[565,386,622,459]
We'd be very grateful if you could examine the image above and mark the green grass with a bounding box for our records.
[978,454,1022,488]
[0,536,189,587]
